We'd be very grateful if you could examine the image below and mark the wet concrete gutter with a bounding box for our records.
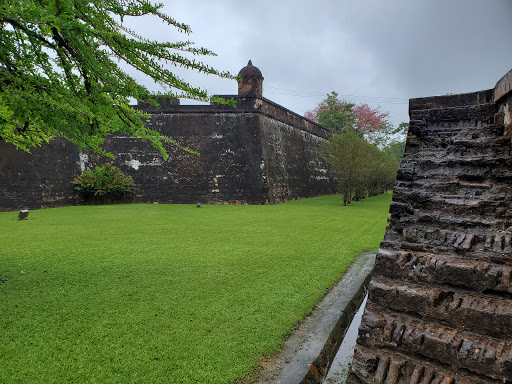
[256,252,375,384]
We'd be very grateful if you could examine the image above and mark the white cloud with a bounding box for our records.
[124,0,512,126]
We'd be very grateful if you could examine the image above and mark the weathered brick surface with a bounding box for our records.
[0,97,335,210]
[350,345,501,384]
[356,307,512,380]
[0,138,81,211]
[92,112,269,205]
[349,71,512,383]
[369,277,512,339]
[260,115,331,204]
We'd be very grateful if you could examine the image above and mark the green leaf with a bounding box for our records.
[0,0,237,158]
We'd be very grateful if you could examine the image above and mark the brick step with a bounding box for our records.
[408,128,505,145]
[385,242,512,266]
[405,158,511,172]
[407,151,511,163]
[408,121,503,135]
[394,178,508,195]
[387,209,508,233]
[350,345,501,384]
[390,196,507,217]
[382,222,512,252]
[406,158,512,173]
[357,307,512,381]
[374,247,512,296]
[369,276,512,339]
[394,225,512,255]
[407,150,510,164]
[406,141,510,160]
[380,233,512,263]
[392,186,510,205]
[396,161,512,182]
[409,103,498,124]
[411,169,512,182]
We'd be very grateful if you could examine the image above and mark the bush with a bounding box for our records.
[72,164,134,201]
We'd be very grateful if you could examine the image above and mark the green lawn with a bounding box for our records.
[0,193,391,383]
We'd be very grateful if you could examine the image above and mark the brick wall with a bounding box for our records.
[0,96,335,211]
[348,70,512,383]
[0,138,80,211]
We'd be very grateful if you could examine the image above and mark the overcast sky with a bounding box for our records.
[125,0,512,126]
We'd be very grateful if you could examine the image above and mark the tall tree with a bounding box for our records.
[310,93,407,204]
[305,91,396,144]
[305,91,356,134]
[0,0,236,159]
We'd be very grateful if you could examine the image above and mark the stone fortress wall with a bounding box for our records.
[0,61,336,211]
[348,69,512,383]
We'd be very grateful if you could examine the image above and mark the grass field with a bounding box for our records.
[0,193,391,383]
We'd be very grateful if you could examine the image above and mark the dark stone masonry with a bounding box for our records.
[348,69,512,383]
[0,61,336,211]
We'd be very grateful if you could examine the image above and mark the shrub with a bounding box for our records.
[72,164,134,201]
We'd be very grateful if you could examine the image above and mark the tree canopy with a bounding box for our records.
[0,0,236,159]
[304,91,356,134]
[309,92,408,205]
[305,91,407,147]
[305,91,390,135]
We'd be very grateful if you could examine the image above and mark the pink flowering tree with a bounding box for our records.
[308,92,407,203]
[352,104,389,135]
[305,92,399,146]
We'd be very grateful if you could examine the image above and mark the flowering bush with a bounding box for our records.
[72,163,134,201]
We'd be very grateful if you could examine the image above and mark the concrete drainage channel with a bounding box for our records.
[256,252,375,384]
[323,295,368,383]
